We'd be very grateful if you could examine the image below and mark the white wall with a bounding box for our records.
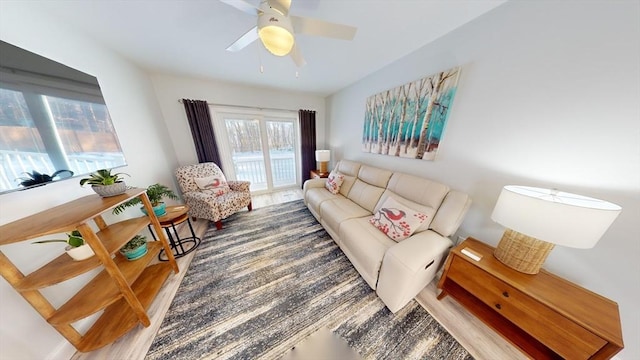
[0,2,179,360]
[327,1,639,359]
[151,74,326,168]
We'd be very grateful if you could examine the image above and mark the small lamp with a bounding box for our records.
[315,150,331,174]
[258,9,295,56]
[491,185,621,274]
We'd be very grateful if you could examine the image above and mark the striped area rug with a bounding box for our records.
[146,200,472,360]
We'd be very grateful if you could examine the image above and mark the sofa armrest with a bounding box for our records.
[376,230,453,313]
[303,178,326,190]
[228,180,250,192]
[302,178,326,198]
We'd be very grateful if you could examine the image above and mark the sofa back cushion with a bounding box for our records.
[358,165,393,188]
[334,160,361,197]
[430,190,472,237]
[346,165,393,213]
[378,173,450,233]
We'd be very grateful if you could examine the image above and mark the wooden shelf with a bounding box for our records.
[17,217,151,290]
[0,189,179,353]
[77,263,172,352]
[48,241,163,325]
[0,188,145,245]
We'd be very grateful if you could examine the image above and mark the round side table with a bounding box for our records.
[148,205,201,261]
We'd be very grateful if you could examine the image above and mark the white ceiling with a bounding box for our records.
[38,0,506,96]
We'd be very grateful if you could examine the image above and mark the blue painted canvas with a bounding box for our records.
[362,67,461,160]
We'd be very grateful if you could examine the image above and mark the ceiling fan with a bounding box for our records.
[220,0,357,67]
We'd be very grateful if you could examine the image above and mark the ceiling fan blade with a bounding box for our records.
[226,26,259,52]
[290,16,357,40]
[268,0,291,16]
[290,44,306,67]
[219,0,260,16]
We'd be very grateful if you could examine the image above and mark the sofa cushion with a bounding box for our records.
[430,190,472,237]
[346,179,385,213]
[306,187,341,214]
[324,171,344,194]
[383,173,450,232]
[358,165,393,188]
[335,160,361,197]
[369,197,428,242]
[319,197,371,234]
[340,217,397,289]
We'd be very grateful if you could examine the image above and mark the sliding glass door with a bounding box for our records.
[213,108,299,193]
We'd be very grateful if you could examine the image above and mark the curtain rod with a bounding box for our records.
[177,99,307,113]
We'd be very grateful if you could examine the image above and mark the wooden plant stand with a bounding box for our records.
[0,188,179,352]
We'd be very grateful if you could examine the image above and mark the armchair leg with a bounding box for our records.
[247,201,253,212]
[215,220,223,230]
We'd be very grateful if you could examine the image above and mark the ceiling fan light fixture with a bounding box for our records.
[257,10,294,56]
[258,26,294,56]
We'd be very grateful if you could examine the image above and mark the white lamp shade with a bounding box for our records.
[315,150,330,162]
[491,185,621,249]
[258,10,294,56]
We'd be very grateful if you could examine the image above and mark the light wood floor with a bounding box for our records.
[72,189,524,360]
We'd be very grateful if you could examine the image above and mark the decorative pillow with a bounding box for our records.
[194,175,230,196]
[324,171,345,195]
[369,197,428,242]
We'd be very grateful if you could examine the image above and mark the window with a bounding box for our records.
[0,88,125,192]
[0,39,126,194]
[212,107,300,193]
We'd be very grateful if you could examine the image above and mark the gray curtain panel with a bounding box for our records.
[299,109,316,187]
[182,99,223,169]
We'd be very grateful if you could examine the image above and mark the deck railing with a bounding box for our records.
[233,154,296,190]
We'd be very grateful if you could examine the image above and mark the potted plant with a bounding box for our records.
[32,230,95,261]
[112,183,179,216]
[119,235,148,261]
[17,169,74,188]
[79,168,129,197]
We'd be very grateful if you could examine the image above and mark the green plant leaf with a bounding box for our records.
[79,168,129,186]
[32,239,67,244]
[112,183,178,214]
[67,236,84,247]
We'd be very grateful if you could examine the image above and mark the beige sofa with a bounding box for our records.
[303,159,471,313]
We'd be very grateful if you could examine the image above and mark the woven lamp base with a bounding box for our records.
[494,229,555,274]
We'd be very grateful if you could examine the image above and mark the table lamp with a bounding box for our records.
[491,185,621,274]
[315,150,331,174]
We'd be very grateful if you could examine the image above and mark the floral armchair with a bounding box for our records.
[175,162,252,230]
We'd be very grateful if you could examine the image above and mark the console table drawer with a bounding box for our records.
[447,256,606,359]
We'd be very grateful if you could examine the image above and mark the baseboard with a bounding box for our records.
[46,340,76,360]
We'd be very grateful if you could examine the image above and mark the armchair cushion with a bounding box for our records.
[194,174,230,196]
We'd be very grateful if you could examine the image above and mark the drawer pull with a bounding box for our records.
[502,291,509,298]
[425,260,435,270]
[495,303,502,310]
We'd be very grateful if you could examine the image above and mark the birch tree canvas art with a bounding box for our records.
[362,67,461,160]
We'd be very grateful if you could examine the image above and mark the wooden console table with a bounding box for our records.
[310,170,329,179]
[437,238,623,359]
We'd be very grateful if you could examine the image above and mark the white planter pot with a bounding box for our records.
[92,182,127,197]
[65,244,95,261]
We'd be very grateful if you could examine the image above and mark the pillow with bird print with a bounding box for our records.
[369,196,428,242]
[194,174,230,196]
